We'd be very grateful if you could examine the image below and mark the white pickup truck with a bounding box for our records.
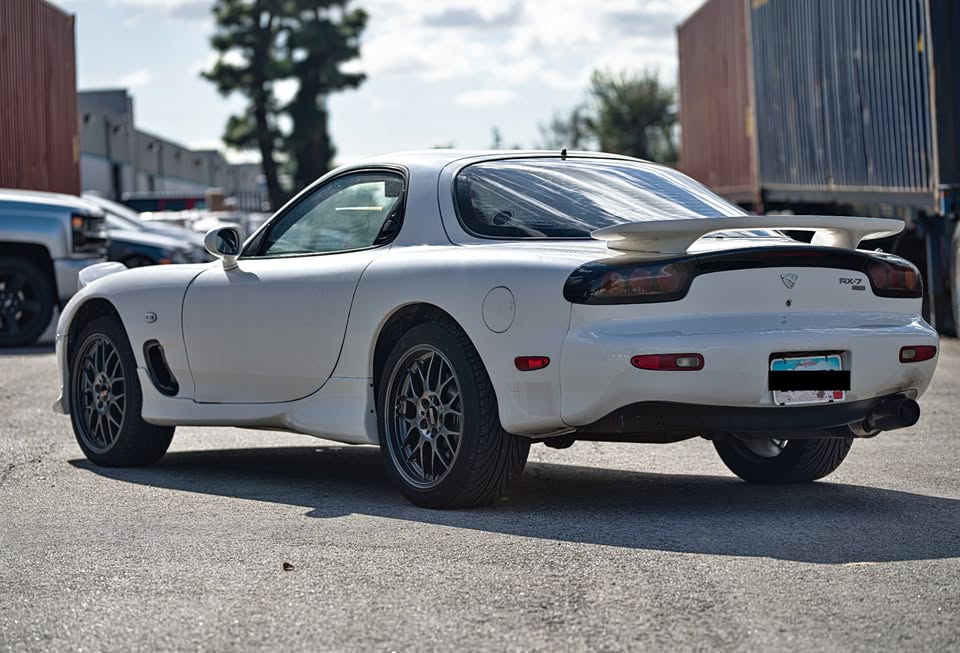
[0,189,107,347]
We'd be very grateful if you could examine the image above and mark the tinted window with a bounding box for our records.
[454,159,752,239]
[105,213,142,231]
[256,172,404,257]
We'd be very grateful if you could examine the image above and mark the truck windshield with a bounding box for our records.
[454,158,766,239]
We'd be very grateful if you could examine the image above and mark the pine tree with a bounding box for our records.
[284,1,367,190]
[203,0,291,210]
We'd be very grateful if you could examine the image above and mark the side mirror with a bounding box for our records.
[204,226,243,270]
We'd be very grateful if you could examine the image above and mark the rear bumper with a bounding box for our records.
[560,313,939,427]
[577,392,916,439]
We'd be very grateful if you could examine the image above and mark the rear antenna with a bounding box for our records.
[560,148,567,160]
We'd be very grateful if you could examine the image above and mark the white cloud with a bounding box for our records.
[353,0,703,94]
[454,89,516,108]
[191,50,246,76]
[109,0,211,19]
[119,68,152,88]
[273,79,300,105]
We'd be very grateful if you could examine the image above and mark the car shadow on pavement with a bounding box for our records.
[71,445,960,565]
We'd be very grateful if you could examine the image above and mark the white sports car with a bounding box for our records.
[54,151,939,508]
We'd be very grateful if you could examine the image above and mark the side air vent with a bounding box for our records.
[143,340,179,396]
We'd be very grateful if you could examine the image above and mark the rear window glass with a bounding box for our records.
[454,158,754,239]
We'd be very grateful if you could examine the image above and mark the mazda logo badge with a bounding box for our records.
[781,273,798,289]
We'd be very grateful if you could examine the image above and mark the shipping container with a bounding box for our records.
[678,0,960,332]
[0,0,80,195]
[677,0,756,204]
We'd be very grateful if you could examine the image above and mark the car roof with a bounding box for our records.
[353,149,640,169]
[0,188,101,214]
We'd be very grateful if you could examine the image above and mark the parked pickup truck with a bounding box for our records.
[0,190,108,347]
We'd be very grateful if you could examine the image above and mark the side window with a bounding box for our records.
[254,171,404,257]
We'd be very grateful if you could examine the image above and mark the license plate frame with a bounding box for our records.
[770,354,846,406]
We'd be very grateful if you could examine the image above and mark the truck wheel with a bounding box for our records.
[0,256,54,347]
[69,315,174,466]
[377,320,529,508]
[713,435,852,483]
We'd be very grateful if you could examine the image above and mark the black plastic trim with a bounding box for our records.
[576,392,915,438]
[143,340,179,396]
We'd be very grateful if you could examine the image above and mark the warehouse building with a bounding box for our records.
[79,89,264,204]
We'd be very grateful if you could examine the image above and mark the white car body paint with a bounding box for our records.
[53,150,939,446]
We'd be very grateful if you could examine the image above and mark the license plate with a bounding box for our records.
[770,354,846,406]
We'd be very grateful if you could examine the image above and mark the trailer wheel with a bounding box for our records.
[950,229,960,338]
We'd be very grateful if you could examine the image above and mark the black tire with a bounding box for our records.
[0,256,54,347]
[950,229,960,337]
[68,315,174,466]
[713,435,852,483]
[377,320,529,509]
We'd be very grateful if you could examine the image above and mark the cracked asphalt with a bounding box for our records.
[1,335,958,651]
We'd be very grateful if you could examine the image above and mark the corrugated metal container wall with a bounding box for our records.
[0,0,80,195]
[929,0,960,187]
[750,0,933,194]
[677,0,756,200]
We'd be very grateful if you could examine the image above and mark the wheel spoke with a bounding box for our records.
[106,412,122,439]
[106,349,121,378]
[386,344,465,489]
[74,335,128,454]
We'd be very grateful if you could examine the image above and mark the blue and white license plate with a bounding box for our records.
[770,354,846,406]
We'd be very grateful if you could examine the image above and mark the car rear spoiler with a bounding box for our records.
[591,216,904,255]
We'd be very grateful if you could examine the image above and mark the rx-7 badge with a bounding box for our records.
[780,273,798,289]
[840,277,866,290]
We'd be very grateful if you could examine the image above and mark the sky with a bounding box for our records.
[57,0,704,165]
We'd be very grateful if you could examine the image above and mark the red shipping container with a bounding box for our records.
[0,0,80,195]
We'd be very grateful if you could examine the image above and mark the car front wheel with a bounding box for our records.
[377,320,529,508]
[713,435,852,483]
[69,315,174,466]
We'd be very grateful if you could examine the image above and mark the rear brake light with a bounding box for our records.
[899,346,936,363]
[631,353,704,371]
[515,356,550,371]
[564,259,697,304]
[867,257,923,298]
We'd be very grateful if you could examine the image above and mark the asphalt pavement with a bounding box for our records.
[1,336,958,651]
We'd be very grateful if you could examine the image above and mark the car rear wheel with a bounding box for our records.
[713,434,852,483]
[69,315,174,466]
[377,320,529,508]
[0,257,54,347]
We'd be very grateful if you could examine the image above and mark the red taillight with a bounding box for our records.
[899,346,937,363]
[631,353,704,371]
[565,259,697,305]
[867,257,923,298]
[515,356,550,371]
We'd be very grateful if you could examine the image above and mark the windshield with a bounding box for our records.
[104,213,143,231]
[85,195,145,224]
[454,158,765,239]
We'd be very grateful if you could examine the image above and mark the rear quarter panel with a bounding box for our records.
[333,244,582,435]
